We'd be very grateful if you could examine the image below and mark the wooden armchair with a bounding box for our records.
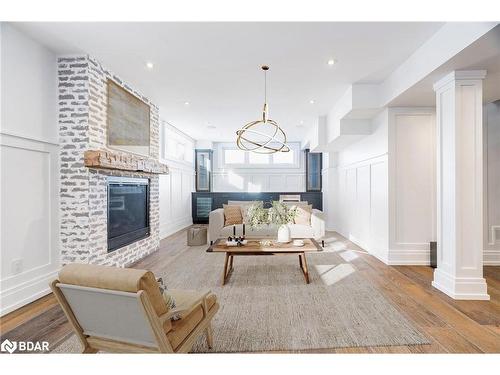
[50,264,219,353]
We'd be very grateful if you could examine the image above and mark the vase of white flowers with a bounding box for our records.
[269,201,297,243]
[246,201,297,243]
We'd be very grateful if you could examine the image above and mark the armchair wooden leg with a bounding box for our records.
[82,345,98,354]
[205,324,214,349]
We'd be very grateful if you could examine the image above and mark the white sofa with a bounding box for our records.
[208,208,325,243]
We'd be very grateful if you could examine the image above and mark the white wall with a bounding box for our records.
[158,121,194,239]
[212,142,305,192]
[388,108,436,265]
[326,109,389,261]
[0,23,59,315]
[484,101,500,265]
[325,107,437,265]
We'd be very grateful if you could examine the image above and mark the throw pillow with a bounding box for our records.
[157,277,180,320]
[223,204,243,226]
[228,200,263,224]
[293,204,313,225]
[240,204,255,224]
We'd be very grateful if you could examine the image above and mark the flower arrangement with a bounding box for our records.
[245,201,268,229]
[246,201,297,229]
[269,200,297,226]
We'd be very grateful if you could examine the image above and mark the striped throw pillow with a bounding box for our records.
[157,277,180,320]
[223,204,243,226]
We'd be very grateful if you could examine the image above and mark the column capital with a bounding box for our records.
[433,70,487,92]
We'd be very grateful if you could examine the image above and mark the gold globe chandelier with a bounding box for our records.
[236,66,290,154]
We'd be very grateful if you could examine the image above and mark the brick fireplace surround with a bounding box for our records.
[58,55,168,267]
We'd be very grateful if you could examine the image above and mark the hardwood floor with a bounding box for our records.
[1,228,499,353]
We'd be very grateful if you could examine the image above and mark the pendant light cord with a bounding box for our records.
[264,69,267,104]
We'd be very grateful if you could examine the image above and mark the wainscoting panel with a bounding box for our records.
[0,133,60,316]
[333,154,389,261]
[159,164,194,239]
[388,109,436,265]
[370,160,389,261]
[355,165,371,250]
[484,102,500,265]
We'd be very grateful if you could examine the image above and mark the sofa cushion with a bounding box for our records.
[221,224,278,238]
[288,224,315,238]
[58,263,168,317]
[223,204,243,225]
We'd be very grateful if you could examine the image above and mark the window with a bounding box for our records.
[176,143,186,161]
[305,149,322,191]
[195,150,212,192]
[272,149,294,164]
[248,152,270,164]
[220,142,300,168]
[160,122,193,163]
[224,149,245,164]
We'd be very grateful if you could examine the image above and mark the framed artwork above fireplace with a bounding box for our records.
[107,79,151,156]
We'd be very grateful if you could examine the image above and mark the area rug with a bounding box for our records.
[52,245,429,353]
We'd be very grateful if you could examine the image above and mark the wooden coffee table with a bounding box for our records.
[207,238,323,285]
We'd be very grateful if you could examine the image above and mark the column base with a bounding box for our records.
[432,268,490,300]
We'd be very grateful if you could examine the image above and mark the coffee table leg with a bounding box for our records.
[299,254,303,269]
[222,253,229,285]
[222,253,234,286]
[300,253,310,284]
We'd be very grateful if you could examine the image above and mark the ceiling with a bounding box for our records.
[14,22,444,141]
[390,25,500,107]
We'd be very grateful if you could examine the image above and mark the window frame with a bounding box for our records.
[219,142,300,169]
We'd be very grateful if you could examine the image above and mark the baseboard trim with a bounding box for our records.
[0,270,58,316]
[370,251,390,265]
[432,268,490,300]
[386,249,431,265]
[484,249,500,265]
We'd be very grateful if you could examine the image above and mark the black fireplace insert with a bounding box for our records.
[107,176,150,252]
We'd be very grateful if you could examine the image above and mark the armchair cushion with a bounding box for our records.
[58,263,168,317]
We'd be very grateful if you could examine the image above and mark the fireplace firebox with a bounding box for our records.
[107,176,150,252]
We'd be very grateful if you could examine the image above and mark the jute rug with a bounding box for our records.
[52,245,429,353]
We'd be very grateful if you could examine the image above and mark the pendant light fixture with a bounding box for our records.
[236,66,289,154]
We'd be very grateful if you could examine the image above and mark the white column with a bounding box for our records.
[432,70,489,300]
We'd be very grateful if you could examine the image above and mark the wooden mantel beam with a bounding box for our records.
[84,150,169,174]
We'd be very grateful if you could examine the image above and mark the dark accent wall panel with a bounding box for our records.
[192,192,323,224]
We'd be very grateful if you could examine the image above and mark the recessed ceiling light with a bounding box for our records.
[184,101,190,106]
[309,100,315,104]
[327,59,336,66]
[300,120,304,124]
[146,62,154,69]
